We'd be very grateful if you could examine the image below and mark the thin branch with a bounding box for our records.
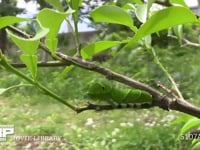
[168,34,200,47]
[56,52,163,98]
[157,81,179,99]
[11,62,68,68]
[151,48,184,100]
[6,26,200,118]
[55,52,200,117]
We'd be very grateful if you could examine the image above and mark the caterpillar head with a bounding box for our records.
[87,80,112,100]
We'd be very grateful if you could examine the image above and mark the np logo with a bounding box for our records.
[0,125,14,141]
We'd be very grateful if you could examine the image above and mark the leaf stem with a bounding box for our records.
[72,13,81,57]
[0,53,76,111]
[151,48,184,99]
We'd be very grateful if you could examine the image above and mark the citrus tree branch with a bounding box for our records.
[6,26,200,117]
[151,48,184,99]
[56,52,200,117]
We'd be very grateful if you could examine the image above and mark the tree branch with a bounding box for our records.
[56,52,200,117]
[11,62,68,68]
[151,48,184,99]
[6,26,200,118]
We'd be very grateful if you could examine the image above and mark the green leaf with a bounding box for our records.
[45,0,64,12]
[58,65,74,80]
[173,25,183,45]
[170,115,192,125]
[135,6,197,40]
[8,30,39,55]
[192,139,200,148]
[127,6,197,46]
[37,8,74,54]
[177,118,200,140]
[69,0,82,10]
[0,84,32,95]
[45,38,58,54]
[20,55,38,80]
[69,0,82,24]
[135,4,147,23]
[90,5,137,32]
[147,0,156,15]
[81,41,125,59]
[37,8,74,39]
[192,142,200,150]
[126,0,143,4]
[0,16,28,29]
[7,26,49,55]
[143,35,152,48]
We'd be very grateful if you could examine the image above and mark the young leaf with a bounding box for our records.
[143,35,152,48]
[192,142,200,150]
[37,8,74,39]
[192,139,200,149]
[7,26,49,55]
[135,6,197,41]
[69,0,82,10]
[90,5,137,32]
[127,6,198,46]
[173,25,183,45]
[81,41,124,59]
[58,65,74,80]
[177,118,200,140]
[37,8,74,53]
[45,38,58,54]
[0,16,28,29]
[20,55,38,80]
[147,0,156,14]
[8,31,39,55]
[135,4,147,23]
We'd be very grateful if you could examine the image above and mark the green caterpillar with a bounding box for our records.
[87,80,152,108]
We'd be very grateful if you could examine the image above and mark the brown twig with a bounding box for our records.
[56,52,200,117]
[11,62,68,68]
[168,34,200,47]
[151,48,184,100]
[157,81,179,99]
